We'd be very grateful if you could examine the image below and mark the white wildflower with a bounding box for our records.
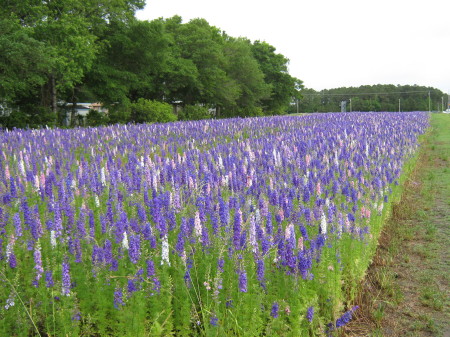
[50,230,57,248]
[217,156,224,170]
[122,231,129,250]
[94,195,100,208]
[161,235,170,266]
[100,167,107,187]
[249,215,257,253]
[18,159,26,176]
[320,212,327,234]
[4,293,15,310]
[5,234,16,259]
[194,211,202,238]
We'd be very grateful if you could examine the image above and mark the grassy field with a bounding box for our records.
[344,113,450,336]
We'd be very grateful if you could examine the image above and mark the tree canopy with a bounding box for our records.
[0,3,302,128]
[294,84,445,113]
[2,2,443,128]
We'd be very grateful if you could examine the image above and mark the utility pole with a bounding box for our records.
[349,98,352,112]
[442,96,444,112]
[399,99,401,112]
[428,91,431,112]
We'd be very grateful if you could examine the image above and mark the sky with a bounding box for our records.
[136,0,450,93]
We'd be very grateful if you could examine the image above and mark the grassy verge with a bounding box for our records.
[343,113,450,336]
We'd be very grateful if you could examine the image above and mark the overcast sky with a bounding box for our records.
[136,0,450,93]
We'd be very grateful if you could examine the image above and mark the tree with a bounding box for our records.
[222,38,270,117]
[296,84,444,113]
[84,19,170,106]
[0,0,145,123]
[0,18,50,103]
[251,41,303,114]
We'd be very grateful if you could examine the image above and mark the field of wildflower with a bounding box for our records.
[0,112,429,336]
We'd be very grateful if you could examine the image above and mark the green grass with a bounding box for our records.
[344,113,450,336]
[383,113,450,334]
[420,286,445,311]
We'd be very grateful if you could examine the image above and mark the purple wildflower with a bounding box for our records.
[9,252,17,269]
[76,210,87,238]
[299,224,309,240]
[201,224,210,247]
[347,212,355,223]
[103,239,113,265]
[233,209,242,250]
[211,213,219,235]
[336,306,359,327]
[13,213,22,237]
[88,211,95,238]
[146,259,155,278]
[128,234,141,264]
[256,258,265,284]
[62,261,71,296]
[127,279,137,294]
[306,306,314,322]
[45,271,54,288]
[238,270,247,292]
[261,236,271,256]
[298,249,312,279]
[210,315,219,327]
[265,213,273,235]
[175,228,186,255]
[271,302,279,318]
[152,277,161,294]
[217,258,225,273]
[219,198,229,226]
[72,312,81,321]
[114,288,124,309]
[33,244,44,285]
[110,258,119,271]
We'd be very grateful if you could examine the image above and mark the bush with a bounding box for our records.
[0,107,56,129]
[180,104,211,121]
[130,99,176,124]
[108,105,131,124]
[86,109,109,127]
[0,110,29,129]
[237,106,264,117]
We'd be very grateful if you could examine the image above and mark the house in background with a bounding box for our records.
[0,102,12,117]
[61,102,108,125]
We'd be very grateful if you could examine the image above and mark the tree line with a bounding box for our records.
[0,0,302,128]
[292,84,446,113]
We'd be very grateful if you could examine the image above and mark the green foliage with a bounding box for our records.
[130,99,176,124]
[297,84,445,113]
[251,41,303,114]
[108,105,131,124]
[222,38,271,116]
[86,109,109,127]
[0,106,55,129]
[0,0,144,123]
[1,0,307,128]
[179,105,211,121]
[0,110,29,129]
[0,18,50,101]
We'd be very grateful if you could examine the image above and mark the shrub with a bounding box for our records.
[86,109,109,127]
[130,99,176,124]
[180,104,211,121]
